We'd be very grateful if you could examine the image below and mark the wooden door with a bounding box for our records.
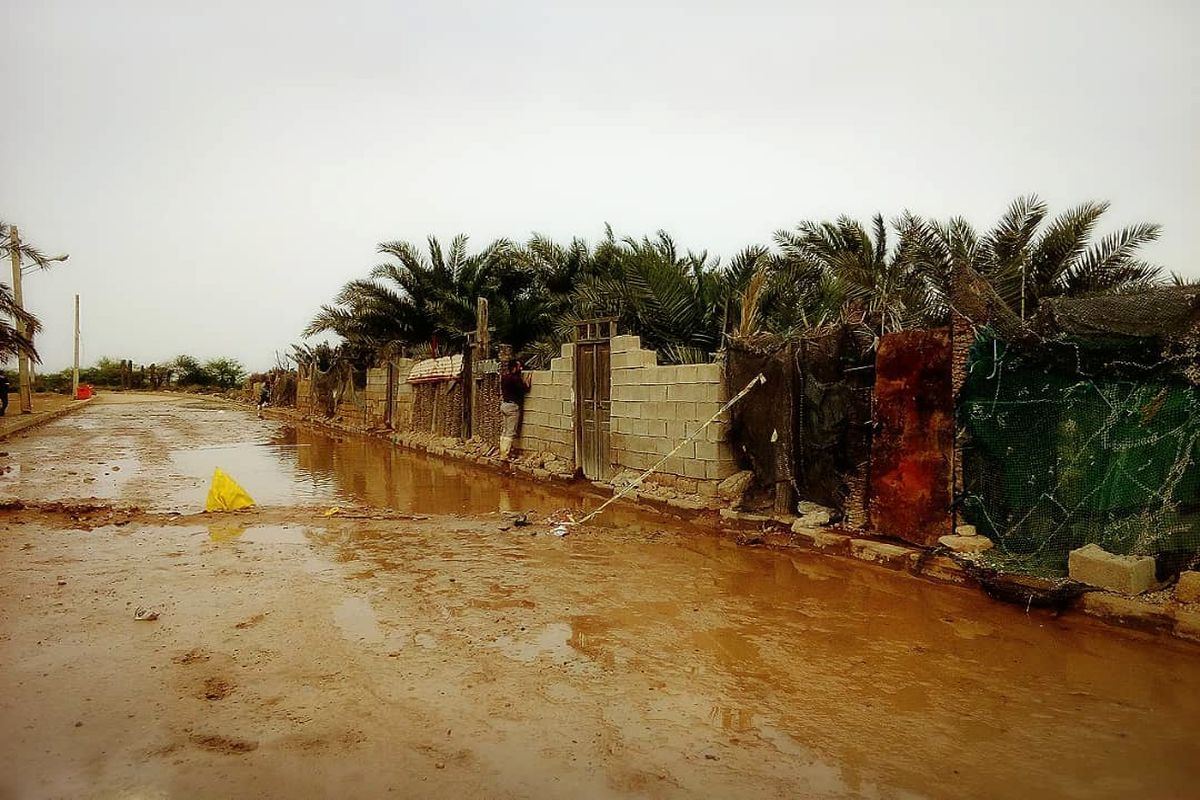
[575,320,613,480]
[869,328,954,545]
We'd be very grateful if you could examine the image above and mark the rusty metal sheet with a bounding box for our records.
[869,329,954,546]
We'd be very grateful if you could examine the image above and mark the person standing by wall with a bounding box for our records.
[0,372,9,416]
[499,359,529,459]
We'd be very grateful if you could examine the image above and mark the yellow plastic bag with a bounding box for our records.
[205,467,255,512]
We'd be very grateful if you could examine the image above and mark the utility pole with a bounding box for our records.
[8,226,31,414]
[72,294,80,400]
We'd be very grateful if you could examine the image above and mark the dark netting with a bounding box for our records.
[794,330,874,513]
[725,341,795,491]
[959,329,1200,577]
[726,328,873,516]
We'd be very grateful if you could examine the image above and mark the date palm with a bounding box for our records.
[0,221,47,361]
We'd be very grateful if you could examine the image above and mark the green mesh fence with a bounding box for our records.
[959,332,1200,577]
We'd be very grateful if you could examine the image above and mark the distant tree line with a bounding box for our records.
[26,355,247,393]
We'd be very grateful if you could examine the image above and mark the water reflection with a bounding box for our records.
[173,424,686,530]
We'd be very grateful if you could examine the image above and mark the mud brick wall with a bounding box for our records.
[609,335,737,488]
[516,343,575,463]
[473,367,502,449]
[411,380,464,438]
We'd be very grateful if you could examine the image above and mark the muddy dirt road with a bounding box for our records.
[1,394,1198,799]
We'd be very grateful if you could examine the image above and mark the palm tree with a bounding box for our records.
[306,234,525,354]
[0,221,47,362]
[774,214,939,338]
[565,228,729,363]
[912,196,1162,320]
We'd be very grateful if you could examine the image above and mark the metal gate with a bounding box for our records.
[869,328,954,546]
[574,320,614,480]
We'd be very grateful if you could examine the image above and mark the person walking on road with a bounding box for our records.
[499,359,529,459]
[257,381,271,418]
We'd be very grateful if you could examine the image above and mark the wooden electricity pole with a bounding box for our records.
[8,226,31,414]
[72,294,80,400]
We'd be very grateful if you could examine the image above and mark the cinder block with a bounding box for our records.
[694,440,721,461]
[648,400,676,419]
[611,334,641,353]
[645,383,668,402]
[665,420,686,440]
[677,364,699,383]
[683,459,708,480]
[610,351,639,369]
[647,366,672,385]
[692,401,724,421]
[645,419,667,438]
[695,363,721,384]
[673,401,697,420]
[640,349,659,367]
[1176,571,1200,603]
[612,368,635,385]
[706,459,738,480]
[1068,544,1157,596]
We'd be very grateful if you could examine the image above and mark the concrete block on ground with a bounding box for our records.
[938,534,994,554]
[717,470,753,501]
[1068,543,1156,596]
[917,555,971,585]
[1174,607,1200,642]
[791,527,851,552]
[666,497,705,511]
[850,539,921,569]
[1080,593,1173,632]
[1175,571,1200,604]
[719,508,773,524]
[956,524,978,537]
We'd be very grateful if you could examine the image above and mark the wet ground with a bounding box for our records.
[1,393,1198,799]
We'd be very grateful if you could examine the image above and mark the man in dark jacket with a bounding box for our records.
[498,359,529,459]
[0,372,10,416]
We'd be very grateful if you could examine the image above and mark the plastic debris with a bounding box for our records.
[133,606,159,621]
[204,468,255,512]
[323,506,343,517]
[552,524,569,537]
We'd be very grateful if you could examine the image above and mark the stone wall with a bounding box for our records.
[609,335,737,489]
[516,343,575,463]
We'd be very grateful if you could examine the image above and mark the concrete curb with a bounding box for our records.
[0,397,94,441]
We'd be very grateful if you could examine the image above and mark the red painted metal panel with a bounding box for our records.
[869,329,954,546]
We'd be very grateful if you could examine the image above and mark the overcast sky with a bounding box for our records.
[2,0,1196,372]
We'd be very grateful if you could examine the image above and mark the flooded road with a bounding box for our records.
[1,394,1198,799]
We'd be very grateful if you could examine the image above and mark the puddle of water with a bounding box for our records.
[332,596,384,643]
[206,524,311,545]
[167,424,700,530]
[492,622,576,663]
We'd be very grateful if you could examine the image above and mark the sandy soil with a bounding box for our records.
[1,394,1198,799]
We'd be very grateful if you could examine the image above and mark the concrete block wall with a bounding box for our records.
[516,342,575,463]
[608,335,737,485]
[363,367,390,427]
[391,359,415,431]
